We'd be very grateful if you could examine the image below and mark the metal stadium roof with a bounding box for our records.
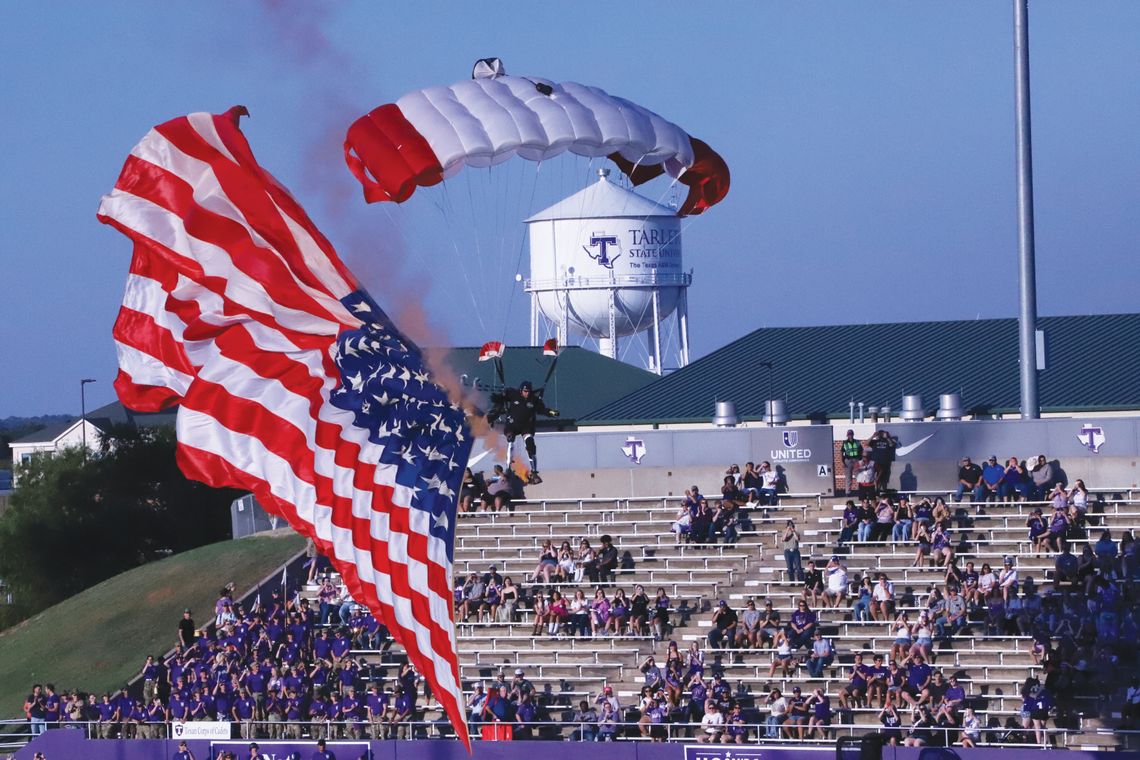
[580,314,1140,424]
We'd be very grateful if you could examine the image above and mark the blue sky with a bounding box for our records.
[2,1,1137,417]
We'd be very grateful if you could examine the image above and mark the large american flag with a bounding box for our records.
[97,107,472,746]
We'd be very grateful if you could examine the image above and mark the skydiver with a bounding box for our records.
[488,380,558,484]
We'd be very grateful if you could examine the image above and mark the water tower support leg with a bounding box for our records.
[530,291,538,346]
[606,290,618,359]
[651,290,662,376]
[678,289,690,368]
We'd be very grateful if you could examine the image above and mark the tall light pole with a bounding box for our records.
[80,378,97,461]
[1013,0,1040,418]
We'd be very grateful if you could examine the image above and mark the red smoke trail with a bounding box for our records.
[252,3,499,454]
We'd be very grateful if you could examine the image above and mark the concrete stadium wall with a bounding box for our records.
[871,418,1140,494]
[17,730,1136,760]
[519,426,838,499]
[514,418,1140,499]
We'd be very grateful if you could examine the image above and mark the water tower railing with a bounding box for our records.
[525,272,691,291]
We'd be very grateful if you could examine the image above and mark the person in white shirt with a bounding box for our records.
[872,574,895,621]
[758,461,780,506]
[698,701,725,743]
[998,557,1019,604]
[823,557,849,608]
[765,688,788,738]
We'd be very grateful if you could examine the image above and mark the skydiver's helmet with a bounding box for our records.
[520,381,533,392]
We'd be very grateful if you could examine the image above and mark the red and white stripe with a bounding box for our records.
[98,108,470,748]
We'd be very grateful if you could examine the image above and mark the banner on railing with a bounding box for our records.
[172,721,231,740]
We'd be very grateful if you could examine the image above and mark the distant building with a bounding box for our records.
[8,402,176,486]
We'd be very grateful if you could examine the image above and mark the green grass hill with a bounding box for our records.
[0,531,304,719]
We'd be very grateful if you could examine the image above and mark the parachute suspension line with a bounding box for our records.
[432,178,489,336]
[500,160,543,346]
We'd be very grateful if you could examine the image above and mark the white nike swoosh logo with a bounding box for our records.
[895,433,936,457]
[467,449,492,468]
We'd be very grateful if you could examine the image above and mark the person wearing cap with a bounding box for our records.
[508,668,534,703]
[936,586,968,642]
[785,686,809,740]
[481,565,503,588]
[246,743,263,760]
[488,379,559,484]
[1027,508,1050,555]
[707,600,738,649]
[998,557,1019,604]
[981,455,1005,504]
[806,629,835,678]
[310,738,336,760]
[878,696,904,746]
[174,740,196,760]
[595,684,621,716]
[178,608,197,648]
[954,456,985,505]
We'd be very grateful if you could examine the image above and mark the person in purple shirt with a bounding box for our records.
[391,687,415,740]
[313,629,333,661]
[187,689,207,722]
[838,653,868,709]
[42,684,60,727]
[311,738,337,760]
[838,501,860,547]
[337,659,360,691]
[168,690,188,722]
[806,688,832,740]
[866,654,891,709]
[281,665,303,695]
[128,699,148,740]
[366,683,390,739]
[310,661,331,691]
[144,697,166,739]
[934,674,967,725]
[331,630,352,662]
[340,687,364,739]
[901,655,933,708]
[283,689,304,740]
[173,739,196,760]
[95,693,118,738]
[213,679,234,721]
[307,692,328,741]
[234,688,257,739]
[788,600,817,650]
[326,693,345,740]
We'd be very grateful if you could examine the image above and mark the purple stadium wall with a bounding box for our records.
[15,731,1137,760]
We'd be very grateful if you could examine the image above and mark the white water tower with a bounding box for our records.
[524,170,691,374]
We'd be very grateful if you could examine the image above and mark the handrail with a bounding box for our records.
[0,716,1087,749]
